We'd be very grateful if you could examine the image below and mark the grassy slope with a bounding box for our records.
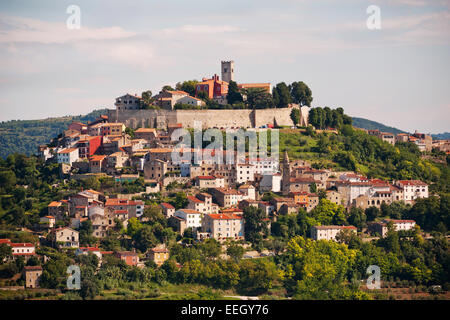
[279,129,337,168]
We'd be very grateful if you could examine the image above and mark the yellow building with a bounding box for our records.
[148,247,169,266]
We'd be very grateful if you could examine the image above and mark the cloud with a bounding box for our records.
[0,14,135,44]
[160,24,242,35]
[383,12,450,45]
[0,14,162,70]
[385,0,450,7]
[74,40,158,69]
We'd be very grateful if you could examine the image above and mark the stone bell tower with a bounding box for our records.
[221,60,234,83]
[282,150,291,195]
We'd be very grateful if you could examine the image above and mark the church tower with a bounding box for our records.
[282,150,291,195]
[221,60,234,83]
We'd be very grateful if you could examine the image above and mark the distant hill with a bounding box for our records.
[0,109,108,159]
[432,132,450,140]
[352,117,449,139]
[351,117,407,135]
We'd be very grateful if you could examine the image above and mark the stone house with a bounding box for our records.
[23,266,43,289]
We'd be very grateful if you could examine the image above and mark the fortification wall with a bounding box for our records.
[253,108,294,128]
[108,109,176,129]
[175,109,253,128]
[108,106,306,129]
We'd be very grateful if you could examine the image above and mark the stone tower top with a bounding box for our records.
[283,150,290,164]
[221,60,234,83]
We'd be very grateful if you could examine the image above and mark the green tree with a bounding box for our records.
[176,80,198,96]
[143,205,166,226]
[238,259,279,295]
[226,243,245,262]
[79,220,97,246]
[171,192,188,209]
[242,88,274,109]
[0,244,12,263]
[284,236,360,299]
[365,206,380,222]
[197,238,222,260]
[272,82,291,108]
[80,278,100,300]
[290,108,300,126]
[162,85,175,91]
[290,81,313,106]
[243,206,269,244]
[226,80,243,105]
[310,199,346,225]
[125,127,135,138]
[40,258,70,290]
[126,217,143,237]
[133,225,158,253]
[0,170,16,191]
[348,207,367,230]
[141,90,153,108]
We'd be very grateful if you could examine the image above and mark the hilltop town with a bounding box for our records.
[0,61,449,300]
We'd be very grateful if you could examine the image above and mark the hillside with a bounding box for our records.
[0,109,108,159]
[278,127,449,194]
[351,117,407,135]
[432,132,450,140]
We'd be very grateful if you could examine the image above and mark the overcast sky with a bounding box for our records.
[0,0,449,133]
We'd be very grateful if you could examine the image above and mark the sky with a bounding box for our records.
[0,0,449,133]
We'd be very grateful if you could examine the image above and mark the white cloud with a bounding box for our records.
[0,14,135,44]
[73,40,158,69]
[160,24,242,35]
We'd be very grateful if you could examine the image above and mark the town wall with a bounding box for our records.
[108,106,307,129]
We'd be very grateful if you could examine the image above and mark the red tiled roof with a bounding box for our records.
[10,243,34,248]
[90,155,107,162]
[151,248,169,253]
[187,195,203,203]
[128,200,144,205]
[397,180,428,186]
[314,225,357,230]
[161,202,175,209]
[48,201,62,207]
[208,213,242,220]
[24,266,42,271]
[197,175,216,180]
[58,148,78,154]
[168,123,182,128]
[79,247,100,252]
[220,208,243,214]
[177,209,201,214]
[385,219,416,223]
[166,90,188,95]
